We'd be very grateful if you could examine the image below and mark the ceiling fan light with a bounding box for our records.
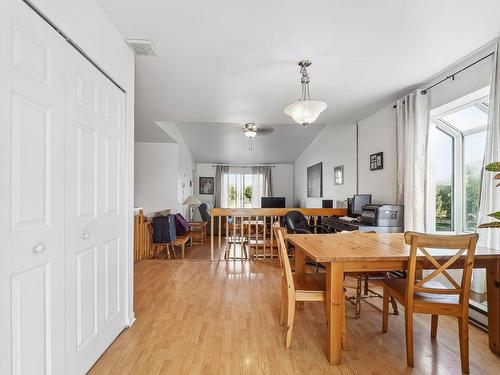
[284,100,327,126]
[244,129,257,138]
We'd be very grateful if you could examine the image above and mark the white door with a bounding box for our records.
[0,1,67,374]
[64,42,127,374]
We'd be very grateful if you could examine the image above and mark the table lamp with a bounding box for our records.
[183,195,201,222]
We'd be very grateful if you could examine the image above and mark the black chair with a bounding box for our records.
[284,210,329,271]
[151,215,177,258]
[198,202,230,235]
[284,210,330,234]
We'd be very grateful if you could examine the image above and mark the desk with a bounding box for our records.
[321,216,403,233]
[287,232,500,365]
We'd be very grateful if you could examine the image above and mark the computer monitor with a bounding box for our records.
[352,194,372,215]
[261,197,286,208]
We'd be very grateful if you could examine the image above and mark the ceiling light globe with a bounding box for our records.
[244,130,257,138]
[284,100,327,125]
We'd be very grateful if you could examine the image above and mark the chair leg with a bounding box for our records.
[279,280,287,326]
[181,243,185,259]
[166,244,171,259]
[405,310,414,368]
[382,286,389,333]
[285,298,296,349]
[431,315,438,340]
[458,317,470,374]
[390,296,399,315]
[363,275,369,295]
[355,276,362,318]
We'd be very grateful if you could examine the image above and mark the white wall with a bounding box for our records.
[134,142,179,215]
[195,163,295,207]
[358,105,398,203]
[135,122,196,217]
[294,124,357,208]
[30,0,136,324]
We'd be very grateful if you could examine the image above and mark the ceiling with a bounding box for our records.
[98,0,500,162]
[169,122,325,164]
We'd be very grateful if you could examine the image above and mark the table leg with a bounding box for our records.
[295,248,306,310]
[326,262,344,365]
[486,259,500,353]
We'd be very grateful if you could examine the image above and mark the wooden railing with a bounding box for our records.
[210,208,347,261]
[134,209,151,262]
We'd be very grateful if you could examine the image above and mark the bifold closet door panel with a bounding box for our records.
[0,1,67,374]
[64,42,127,374]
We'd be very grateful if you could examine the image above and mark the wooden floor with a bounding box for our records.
[90,251,500,374]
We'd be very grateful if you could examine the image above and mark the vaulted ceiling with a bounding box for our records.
[98,0,500,162]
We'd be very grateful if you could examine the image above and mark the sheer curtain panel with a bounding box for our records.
[251,166,273,207]
[214,165,228,208]
[396,89,431,232]
[476,44,500,292]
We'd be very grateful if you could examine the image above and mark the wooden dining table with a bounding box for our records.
[286,232,500,365]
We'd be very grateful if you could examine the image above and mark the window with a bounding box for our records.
[430,127,455,231]
[225,172,253,208]
[429,94,488,233]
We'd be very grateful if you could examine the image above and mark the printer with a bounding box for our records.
[360,204,404,227]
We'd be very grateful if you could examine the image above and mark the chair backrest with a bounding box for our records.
[152,214,177,244]
[198,203,212,222]
[174,213,190,235]
[404,231,479,306]
[273,224,288,265]
[284,210,310,233]
[276,229,295,296]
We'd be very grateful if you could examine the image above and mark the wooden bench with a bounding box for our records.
[173,232,192,258]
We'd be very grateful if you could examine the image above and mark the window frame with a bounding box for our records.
[430,88,488,234]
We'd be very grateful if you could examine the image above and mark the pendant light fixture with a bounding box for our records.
[284,60,327,126]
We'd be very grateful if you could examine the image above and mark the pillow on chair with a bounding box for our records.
[174,213,190,235]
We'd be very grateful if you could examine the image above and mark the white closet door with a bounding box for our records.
[0,1,67,374]
[64,43,127,374]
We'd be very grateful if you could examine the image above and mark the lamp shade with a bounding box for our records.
[183,195,201,205]
[284,100,327,126]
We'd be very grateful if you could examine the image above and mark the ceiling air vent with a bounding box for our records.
[125,39,158,56]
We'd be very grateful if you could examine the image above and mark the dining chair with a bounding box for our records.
[382,231,479,373]
[275,229,346,349]
[342,230,399,318]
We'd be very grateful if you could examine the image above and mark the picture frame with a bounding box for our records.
[307,162,323,198]
[334,165,344,185]
[370,152,384,171]
[199,177,214,195]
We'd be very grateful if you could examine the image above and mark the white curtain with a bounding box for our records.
[475,43,500,293]
[396,89,431,232]
[214,165,228,208]
[251,166,273,208]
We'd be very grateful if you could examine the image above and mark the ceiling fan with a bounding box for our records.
[241,123,274,150]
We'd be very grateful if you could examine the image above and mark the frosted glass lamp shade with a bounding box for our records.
[284,100,327,125]
[183,196,201,205]
[244,129,257,138]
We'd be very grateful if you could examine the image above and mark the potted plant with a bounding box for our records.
[478,162,500,228]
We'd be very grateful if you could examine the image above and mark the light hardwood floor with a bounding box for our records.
[90,252,500,374]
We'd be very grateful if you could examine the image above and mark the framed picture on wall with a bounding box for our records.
[334,165,344,185]
[199,177,214,195]
[307,162,323,197]
[370,152,384,171]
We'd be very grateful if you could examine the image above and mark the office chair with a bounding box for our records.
[284,210,330,234]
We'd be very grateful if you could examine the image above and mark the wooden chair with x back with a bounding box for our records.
[382,231,479,373]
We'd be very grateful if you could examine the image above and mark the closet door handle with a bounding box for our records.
[82,232,90,240]
[32,243,45,254]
